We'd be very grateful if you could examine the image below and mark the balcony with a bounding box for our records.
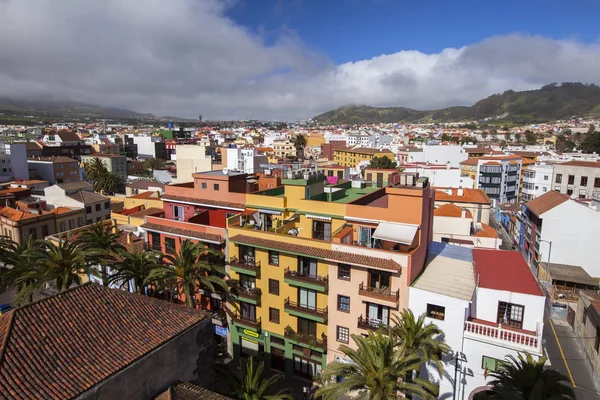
[284,298,328,324]
[358,282,399,306]
[284,329,328,351]
[229,256,261,277]
[233,287,262,306]
[357,315,389,331]
[284,267,328,293]
[231,313,261,332]
[211,310,227,327]
[464,319,542,353]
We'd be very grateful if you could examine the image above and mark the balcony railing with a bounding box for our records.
[284,330,327,351]
[284,267,328,291]
[357,315,389,331]
[358,282,399,303]
[464,320,541,351]
[284,297,328,319]
[229,256,261,276]
[231,313,261,331]
[211,310,227,327]
[235,287,261,304]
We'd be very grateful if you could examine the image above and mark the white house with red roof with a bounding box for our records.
[409,243,545,399]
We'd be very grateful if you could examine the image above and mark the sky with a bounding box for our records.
[0,0,600,121]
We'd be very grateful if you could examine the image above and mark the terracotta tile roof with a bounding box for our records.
[57,181,93,191]
[434,204,472,218]
[229,234,402,272]
[434,188,491,205]
[24,142,43,151]
[473,249,543,296]
[85,153,126,158]
[480,155,521,161]
[141,222,224,244]
[161,194,244,210]
[57,131,82,142]
[558,160,600,168]
[335,147,394,155]
[127,180,166,190]
[474,223,499,238]
[459,158,478,166]
[129,191,161,199]
[0,283,207,400]
[465,147,493,154]
[525,190,570,216]
[157,382,233,400]
[129,207,165,218]
[483,161,501,165]
[27,156,78,163]
[67,190,108,204]
[0,207,40,221]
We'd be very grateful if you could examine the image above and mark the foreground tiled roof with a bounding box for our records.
[141,222,224,244]
[473,249,543,296]
[0,283,207,400]
[161,194,244,210]
[156,382,234,400]
[229,234,402,271]
[525,190,570,216]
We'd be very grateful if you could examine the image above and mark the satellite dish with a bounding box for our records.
[222,168,229,175]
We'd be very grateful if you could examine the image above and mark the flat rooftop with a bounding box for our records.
[329,186,381,203]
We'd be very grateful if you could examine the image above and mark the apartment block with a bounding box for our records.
[27,156,81,184]
[0,141,28,183]
[272,138,296,160]
[225,169,433,379]
[522,163,554,201]
[475,156,522,204]
[333,147,395,168]
[551,160,600,199]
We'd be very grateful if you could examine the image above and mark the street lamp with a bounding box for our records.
[538,239,552,283]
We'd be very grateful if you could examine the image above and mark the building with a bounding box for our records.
[44,182,111,225]
[175,144,212,183]
[573,291,600,381]
[223,146,268,175]
[0,283,215,400]
[320,140,346,161]
[474,156,522,204]
[8,179,49,196]
[81,153,128,180]
[126,180,166,197]
[519,190,600,278]
[551,160,600,199]
[521,163,554,201]
[132,135,168,160]
[432,204,500,249]
[41,130,85,147]
[24,141,43,158]
[434,188,492,225]
[333,147,395,168]
[398,145,468,167]
[401,162,475,188]
[518,157,536,202]
[409,244,545,399]
[459,158,478,181]
[0,141,28,183]
[27,156,81,185]
[225,170,433,379]
[272,138,296,160]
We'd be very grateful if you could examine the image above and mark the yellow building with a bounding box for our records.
[109,191,164,227]
[333,147,395,168]
[459,158,478,180]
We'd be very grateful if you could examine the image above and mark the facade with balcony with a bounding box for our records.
[409,243,545,399]
[475,156,522,205]
[521,163,554,201]
[225,168,434,379]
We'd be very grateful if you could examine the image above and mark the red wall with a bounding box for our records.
[163,201,233,229]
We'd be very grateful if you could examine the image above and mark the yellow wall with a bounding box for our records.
[124,197,163,210]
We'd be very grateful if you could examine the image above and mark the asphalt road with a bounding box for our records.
[543,316,600,400]
[489,213,513,250]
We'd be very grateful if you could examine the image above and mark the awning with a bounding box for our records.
[240,209,258,216]
[259,209,282,216]
[372,222,418,245]
[284,213,301,223]
[306,214,332,222]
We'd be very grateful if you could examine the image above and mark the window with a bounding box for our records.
[95,204,101,212]
[269,250,279,266]
[568,175,575,185]
[269,279,279,296]
[85,206,92,213]
[165,237,176,254]
[269,308,280,324]
[104,201,110,209]
[151,233,161,250]
[426,304,446,320]
[555,174,562,184]
[59,222,66,231]
[337,295,350,313]
[214,184,220,191]
[567,189,573,196]
[595,178,600,188]
[201,182,207,189]
[68,220,74,229]
[579,189,587,199]
[497,302,525,329]
[581,176,588,186]
[338,264,351,280]
[336,326,349,343]
[312,220,331,241]
[41,225,49,237]
[543,175,548,181]
[298,318,316,336]
[299,288,317,311]
[173,205,184,221]
[482,356,504,372]
[298,257,317,277]
[239,245,255,264]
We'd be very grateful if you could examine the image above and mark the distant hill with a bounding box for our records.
[313,83,600,124]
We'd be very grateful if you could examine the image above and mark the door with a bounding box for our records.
[271,347,285,372]
[299,257,317,277]
[299,288,316,310]
[358,226,374,247]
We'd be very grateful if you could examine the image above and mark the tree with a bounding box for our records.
[588,124,596,135]
[77,222,125,285]
[477,353,575,400]
[292,134,308,162]
[500,140,507,148]
[0,236,47,304]
[224,357,293,400]
[109,249,161,294]
[504,132,512,142]
[555,135,576,153]
[144,157,166,171]
[148,239,229,308]
[581,131,600,154]
[99,171,123,195]
[369,155,397,169]
[42,238,94,291]
[316,332,436,400]
[85,157,108,187]
[524,130,537,145]
[481,131,488,140]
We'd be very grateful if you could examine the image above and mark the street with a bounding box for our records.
[489,213,513,250]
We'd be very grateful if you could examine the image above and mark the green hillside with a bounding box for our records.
[313,83,600,124]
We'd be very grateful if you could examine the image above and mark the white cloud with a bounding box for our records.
[0,0,599,120]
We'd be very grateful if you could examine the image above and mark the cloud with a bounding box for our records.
[0,0,600,120]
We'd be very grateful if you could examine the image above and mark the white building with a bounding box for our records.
[0,141,28,183]
[401,163,475,189]
[44,182,111,225]
[433,204,501,249]
[522,163,554,201]
[401,145,468,167]
[225,147,268,175]
[410,243,545,399]
[551,160,600,200]
[132,135,167,160]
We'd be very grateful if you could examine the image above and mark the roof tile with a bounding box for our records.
[525,190,570,216]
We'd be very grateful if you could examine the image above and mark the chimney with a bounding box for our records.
[127,232,132,244]
[457,188,464,196]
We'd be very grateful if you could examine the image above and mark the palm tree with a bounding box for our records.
[292,134,307,162]
[148,239,229,308]
[477,353,575,400]
[42,238,93,291]
[0,236,47,304]
[85,157,108,185]
[225,357,293,400]
[144,157,166,171]
[109,249,161,294]
[99,171,123,195]
[77,222,125,286]
[316,332,437,400]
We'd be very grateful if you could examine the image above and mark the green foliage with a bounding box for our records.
[223,357,293,400]
[84,157,123,194]
[581,131,600,154]
[77,222,126,285]
[292,134,308,161]
[109,249,162,294]
[524,130,537,145]
[0,236,47,304]
[144,157,166,171]
[42,237,94,292]
[369,155,397,169]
